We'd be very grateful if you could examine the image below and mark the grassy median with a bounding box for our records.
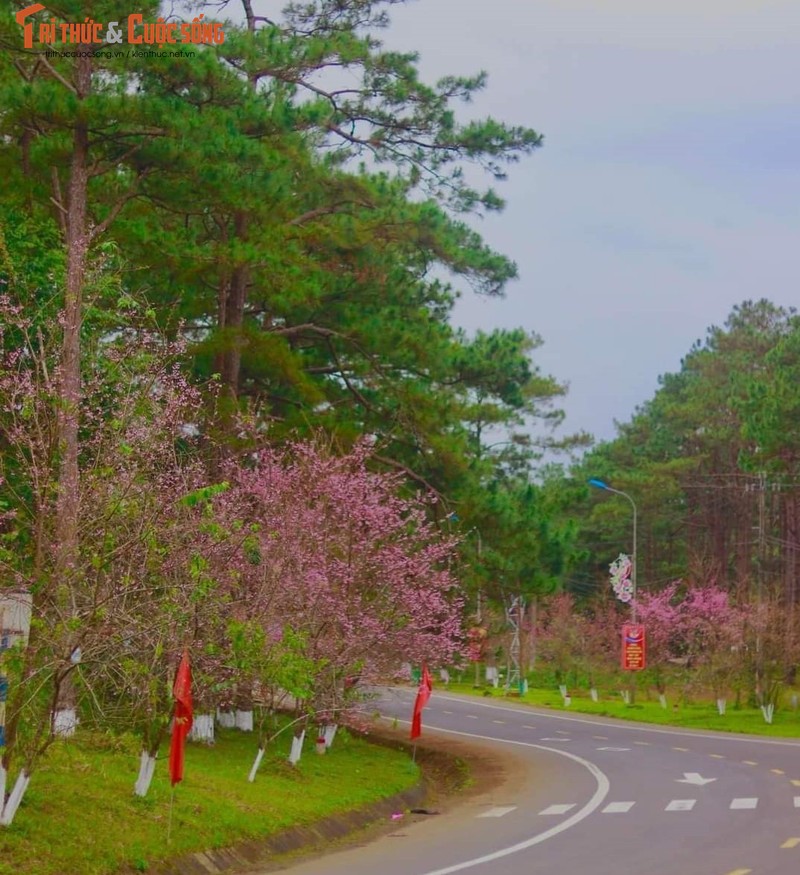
[445,680,800,737]
[0,723,419,875]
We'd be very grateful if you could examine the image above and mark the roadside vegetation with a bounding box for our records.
[0,721,418,875]
[1,0,564,833]
[4,0,800,864]
[446,680,800,738]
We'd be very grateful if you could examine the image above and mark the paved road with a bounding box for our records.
[277,688,800,875]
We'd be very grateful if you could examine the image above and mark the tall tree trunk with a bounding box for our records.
[220,217,249,403]
[53,51,92,732]
[215,1,260,414]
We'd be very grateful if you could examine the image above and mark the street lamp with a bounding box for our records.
[588,478,638,624]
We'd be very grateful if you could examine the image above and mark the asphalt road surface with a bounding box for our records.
[278,688,800,875]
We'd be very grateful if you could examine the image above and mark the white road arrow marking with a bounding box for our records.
[676,772,717,785]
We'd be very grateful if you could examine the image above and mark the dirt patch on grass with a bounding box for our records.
[364,720,517,807]
[132,719,515,875]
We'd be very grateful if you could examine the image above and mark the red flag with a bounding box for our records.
[168,651,193,786]
[410,664,433,740]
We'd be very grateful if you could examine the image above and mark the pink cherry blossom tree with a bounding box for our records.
[636,583,683,707]
[536,594,582,696]
[0,293,231,812]
[212,439,465,770]
[678,584,744,713]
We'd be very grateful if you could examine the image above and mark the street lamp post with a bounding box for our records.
[588,478,638,623]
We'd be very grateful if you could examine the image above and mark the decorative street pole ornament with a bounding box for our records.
[609,553,634,603]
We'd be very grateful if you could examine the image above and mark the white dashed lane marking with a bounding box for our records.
[539,804,576,816]
[730,798,758,809]
[601,801,635,813]
[477,806,517,818]
[666,799,696,811]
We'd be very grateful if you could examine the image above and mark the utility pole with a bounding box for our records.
[505,596,524,691]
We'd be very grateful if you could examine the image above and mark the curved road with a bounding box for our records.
[279,689,800,875]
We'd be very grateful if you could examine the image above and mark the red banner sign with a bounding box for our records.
[621,624,646,671]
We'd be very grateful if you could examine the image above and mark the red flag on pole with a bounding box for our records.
[168,651,193,786]
[410,664,433,740]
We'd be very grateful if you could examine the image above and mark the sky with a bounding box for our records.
[374,0,800,448]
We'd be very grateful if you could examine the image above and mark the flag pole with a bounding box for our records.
[167,784,176,845]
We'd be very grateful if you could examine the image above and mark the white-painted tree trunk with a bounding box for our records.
[190,713,215,744]
[761,704,774,724]
[620,690,631,704]
[288,730,305,765]
[216,709,235,728]
[659,694,668,709]
[0,765,6,822]
[590,688,599,702]
[558,684,567,698]
[247,747,264,783]
[235,710,253,731]
[315,734,327,754]
[53,708,78,737]
[133,751,156,797]
[0,770,30,826]
[563,695,571,706]
[323,724,337,749]
[716,698,727,715]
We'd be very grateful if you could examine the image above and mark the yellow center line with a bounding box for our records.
[725,868,752,875]
[710,754,725,759]
[791,779,800,786]
[633,741,650,746]
[771,769,785,775]
[781,838,800,849]
[672,746,689,752]
[743,760,757,766]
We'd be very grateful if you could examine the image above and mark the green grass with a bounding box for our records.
[0,723,419,875]
[445,681,800,737]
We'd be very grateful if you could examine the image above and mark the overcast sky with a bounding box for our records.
[375,0,800,448]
